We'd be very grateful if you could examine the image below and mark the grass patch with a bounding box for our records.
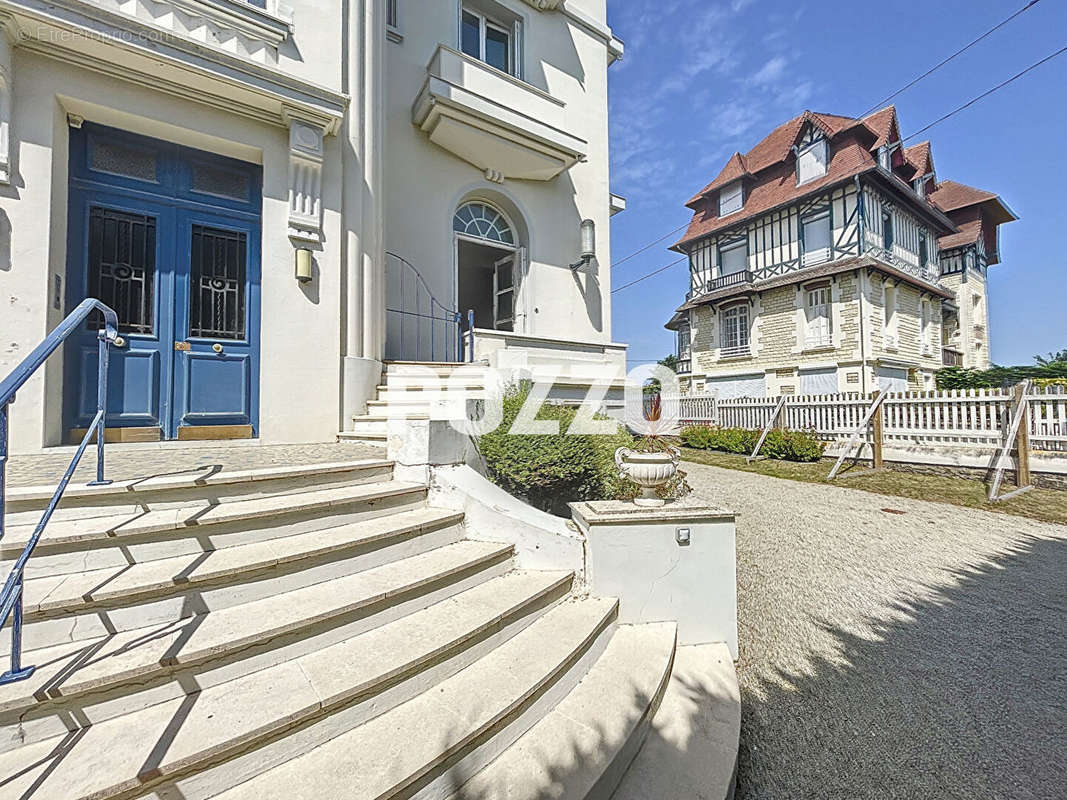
[680,448,1067,526]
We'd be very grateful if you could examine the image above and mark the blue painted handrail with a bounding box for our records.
[386,252,475,363]
[0,298,118,685]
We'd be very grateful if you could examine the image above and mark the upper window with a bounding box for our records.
[461,5,516,76]
[719,239,748,276]
[387,0,398,28]
[882,210,894,251]
[804,284,832,348]
[796,138,829,184]
[722,304,750,354]
[919,230,929,266]
[719,182,743,217]
[801,212,831,266]
[454,202,515,246]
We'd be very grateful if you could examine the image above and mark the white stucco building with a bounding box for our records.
[0,0,627,453]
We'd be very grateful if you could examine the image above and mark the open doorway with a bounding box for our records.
[453,201,524,333]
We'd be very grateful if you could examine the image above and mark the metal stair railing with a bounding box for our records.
[386,252,475,363]
[0,298,119,685]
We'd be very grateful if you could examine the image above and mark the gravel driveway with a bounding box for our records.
[683,461,1066,800]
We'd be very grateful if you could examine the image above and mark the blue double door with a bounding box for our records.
[65,124,262,440]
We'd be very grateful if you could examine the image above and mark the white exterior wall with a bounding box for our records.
[384,0,617,346]
[0,0,358,452]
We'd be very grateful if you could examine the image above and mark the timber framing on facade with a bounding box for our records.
[667,106,1017,397]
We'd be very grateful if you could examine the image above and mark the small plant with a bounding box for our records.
[679,425,824,463]
[632,393,677,453]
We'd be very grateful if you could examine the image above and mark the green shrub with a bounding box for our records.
[936,363,1067,390]
[478,386,634,515]
[679,425,824,463]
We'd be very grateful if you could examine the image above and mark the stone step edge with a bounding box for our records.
[450,623,678,800]
[24,508,467,621]
[0,542,518,717]
[211,597,619,800]
[0,481,428,554]
[5,459,395,505]
[4,569,571,742]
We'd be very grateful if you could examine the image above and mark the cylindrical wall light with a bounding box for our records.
[295,248,313,283]
[580,218,596,260]
[570,219,597,270]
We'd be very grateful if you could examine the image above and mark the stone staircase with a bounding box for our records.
[0,454,680,799]
[340,362,491,446]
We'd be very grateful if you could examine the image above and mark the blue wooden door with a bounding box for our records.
[65,124,262,440]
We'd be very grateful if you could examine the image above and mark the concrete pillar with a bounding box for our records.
[342,0,386,426]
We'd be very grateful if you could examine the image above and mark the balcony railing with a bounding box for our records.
[720,344,751,359]
[709,270,754,291]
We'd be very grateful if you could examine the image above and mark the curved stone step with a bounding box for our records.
[208,597,619,800]
[21,507,466,621]
[4,460,395,518]
[446,623,677,800]
[0,540,514,693]
[2,482,429,579]
[0,569,571,761]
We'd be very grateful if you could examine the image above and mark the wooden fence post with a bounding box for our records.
[1015,382,1031,488]
[871,389,884,470]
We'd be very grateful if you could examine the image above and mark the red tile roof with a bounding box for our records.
[928,180,997,212]
[679,140,879,246]
[937,218,983,251]
[903,141,933,178]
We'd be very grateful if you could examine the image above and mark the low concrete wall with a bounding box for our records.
[571,500,739,658]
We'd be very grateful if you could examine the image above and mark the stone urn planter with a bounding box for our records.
[615,446,680,508]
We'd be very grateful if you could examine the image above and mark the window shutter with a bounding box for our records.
[719,182,744,216]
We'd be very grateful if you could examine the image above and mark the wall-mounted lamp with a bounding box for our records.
[295,248,313,283]
[569,219,596,270]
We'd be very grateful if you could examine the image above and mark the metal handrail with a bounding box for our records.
[385,251,475,363]
[0,298,118,685]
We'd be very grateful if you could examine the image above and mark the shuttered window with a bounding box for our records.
[801,213,831,266]
[796,139,828,184]
[720,240,748,275]
[719,182,743,217]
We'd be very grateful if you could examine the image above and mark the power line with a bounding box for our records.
[611,3,1045,277]
[611,256,687,295]
[861,0,1044,117]
[611,223,689,270]
[903,43,1067,142]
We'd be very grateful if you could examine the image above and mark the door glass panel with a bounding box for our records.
[461,11,480,59]
[485,24,510,72]
[89,139,158,183]
[190,225,247,340]
[191,162,251,202]
[88,207,156,334]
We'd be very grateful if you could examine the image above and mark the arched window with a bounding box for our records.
[453,202,515,246]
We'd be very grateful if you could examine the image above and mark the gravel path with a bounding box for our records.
[683,461,1067,800]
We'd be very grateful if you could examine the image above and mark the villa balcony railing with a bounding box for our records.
[693,270,755,296]
[720,344,751,359]
[676,359,692,376]
[412,45,587,181]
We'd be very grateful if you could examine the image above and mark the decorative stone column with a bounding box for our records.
[341,0,386,425]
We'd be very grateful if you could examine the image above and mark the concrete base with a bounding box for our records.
[342,356,383,424]
[571,499,738,658]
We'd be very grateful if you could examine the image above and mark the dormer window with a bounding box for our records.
[914,178,926,199]
[719,181,744,217]
[796,138,828,185]
[877,146,891,170]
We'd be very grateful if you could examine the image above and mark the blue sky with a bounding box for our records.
[606,0,1067,367]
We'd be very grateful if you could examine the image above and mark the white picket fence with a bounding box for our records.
[665,385,1067,453]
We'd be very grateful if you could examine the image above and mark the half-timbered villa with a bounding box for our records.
[667,106,1017,398]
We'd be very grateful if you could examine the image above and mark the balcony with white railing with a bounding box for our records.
[412,45,588,182]
[719,344,752,360]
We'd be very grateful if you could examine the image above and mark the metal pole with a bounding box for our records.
[89,333,111,487]
[0,403,8,544]
[467,310,475,363]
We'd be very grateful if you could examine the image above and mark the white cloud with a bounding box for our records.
[751,55,788,86]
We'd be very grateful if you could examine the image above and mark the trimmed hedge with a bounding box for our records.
[680,426,826,463]
[936,363,1067,390]
[478,387,634,515]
